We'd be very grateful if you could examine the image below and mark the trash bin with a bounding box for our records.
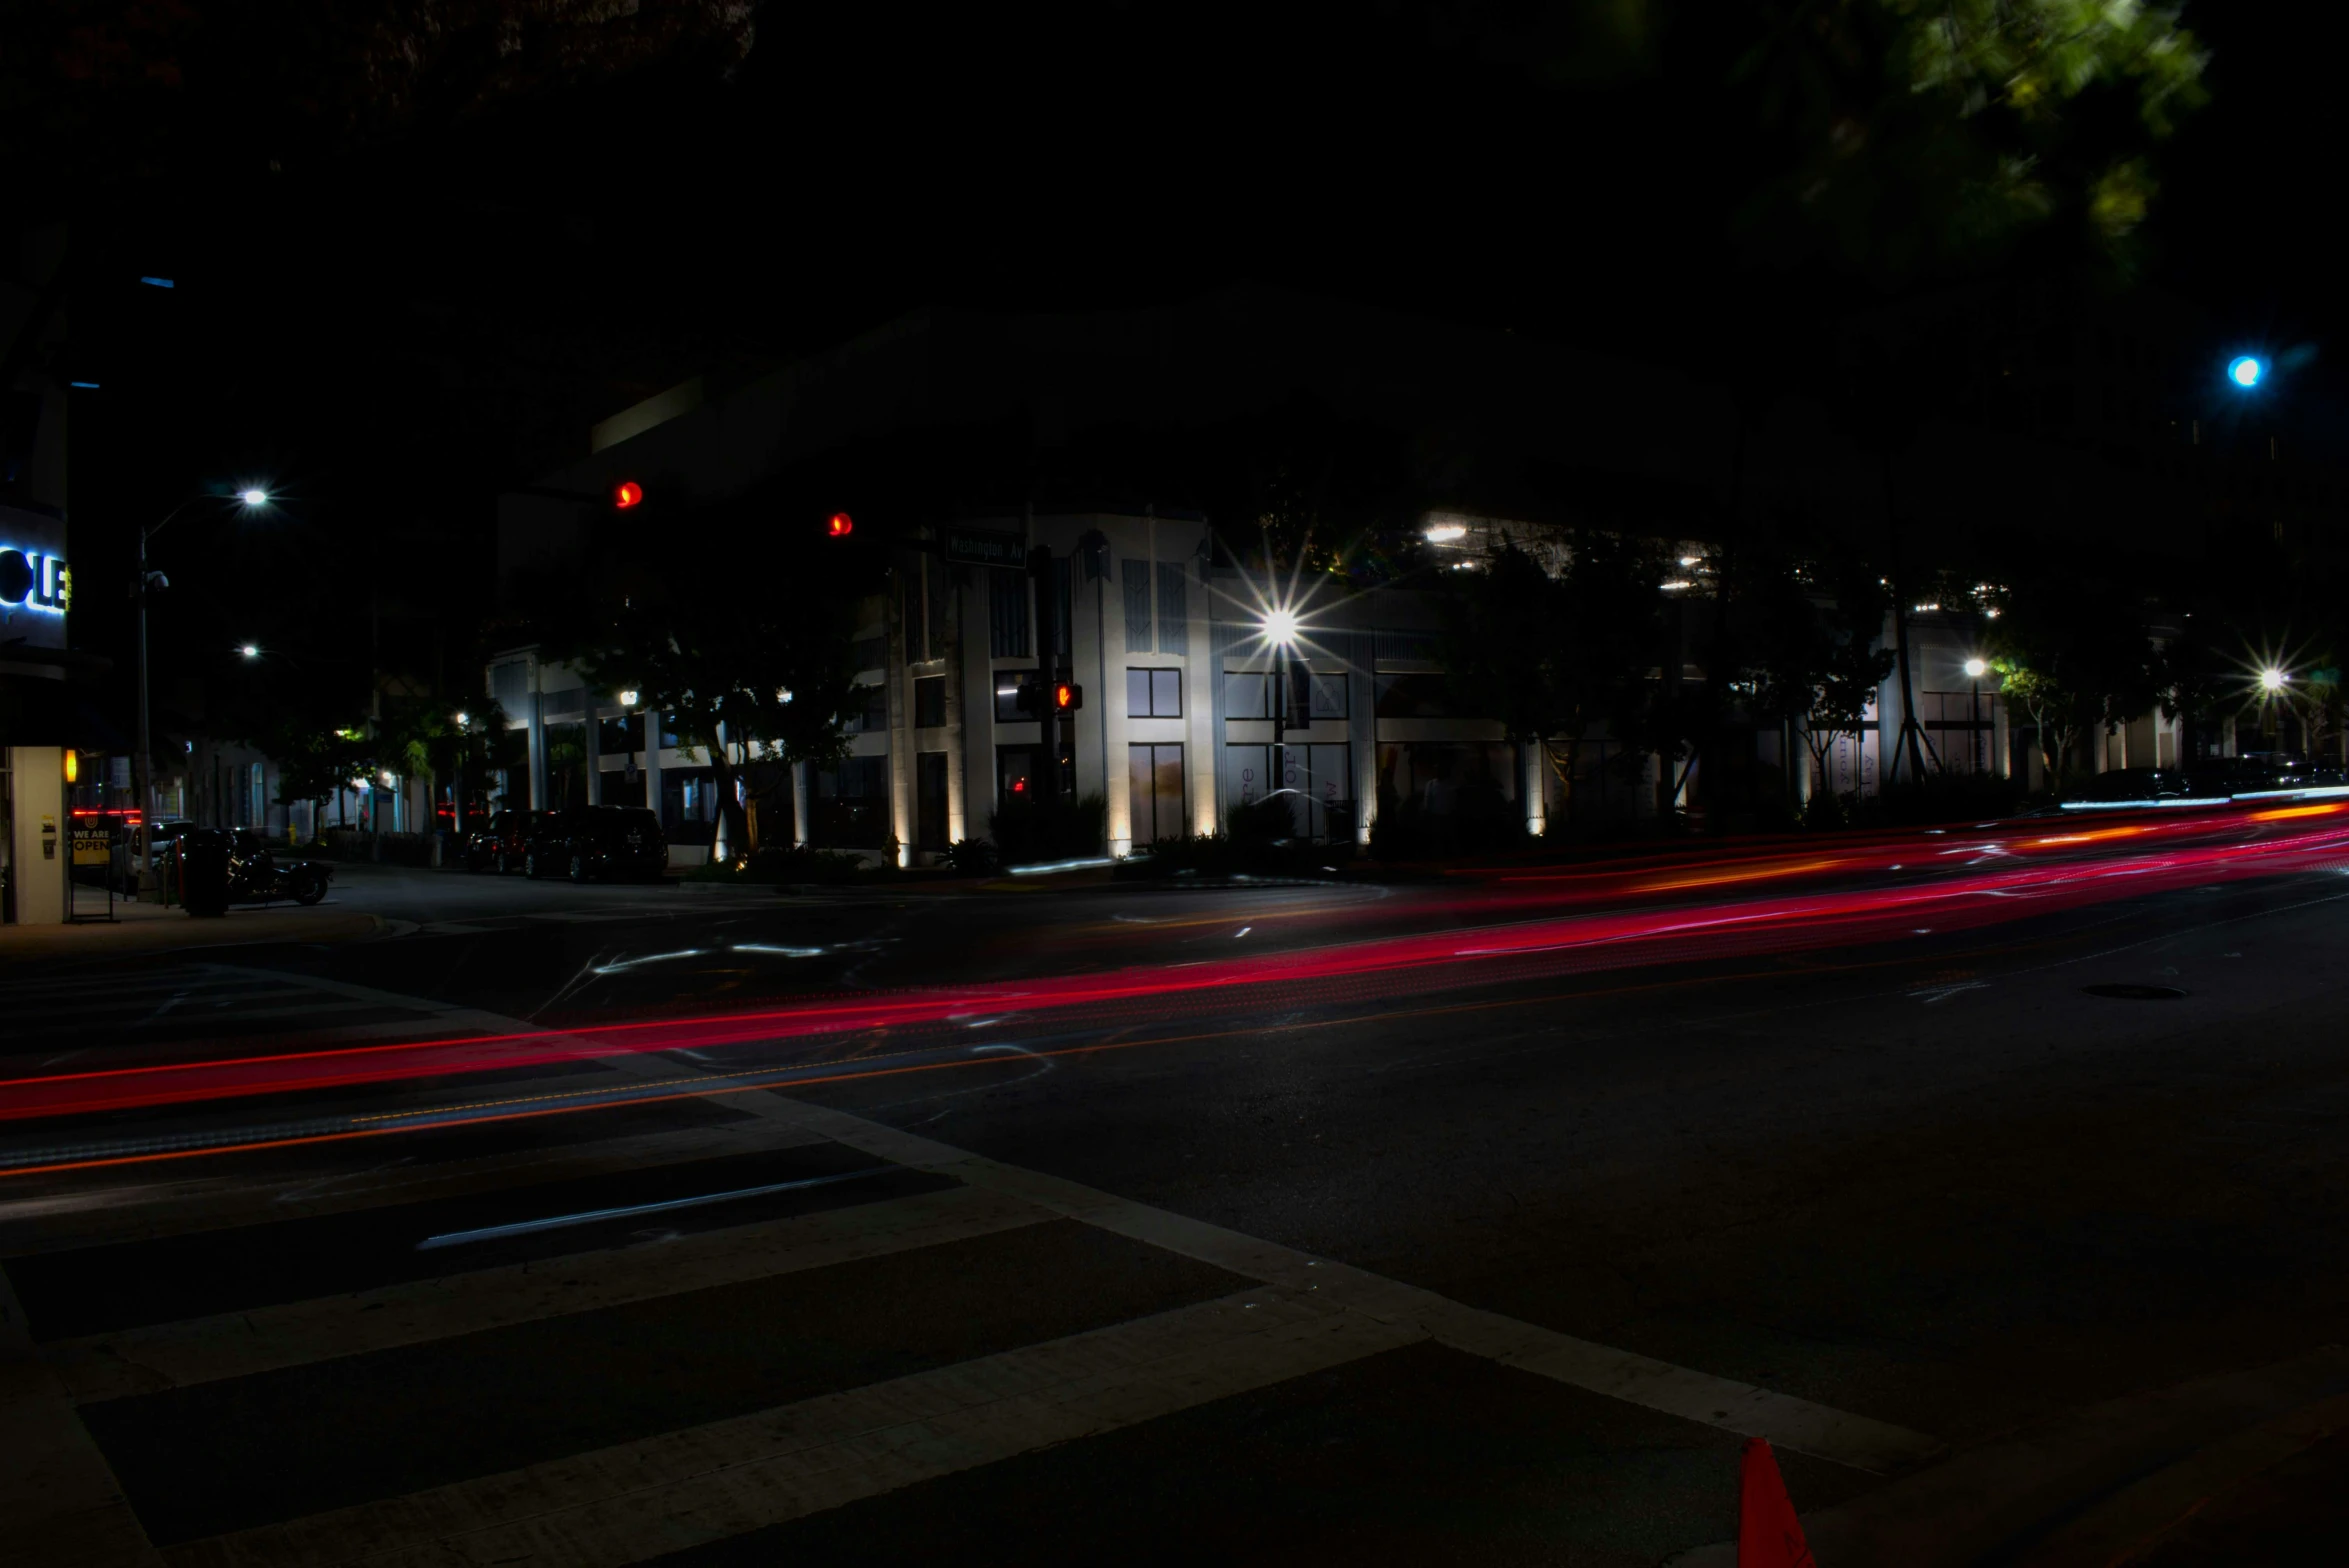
[179,827,233,918]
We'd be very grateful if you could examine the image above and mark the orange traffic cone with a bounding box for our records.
[1738,1437,1816,1568]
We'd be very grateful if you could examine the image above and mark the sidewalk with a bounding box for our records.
[1670,1346,2349,1567]
[0,886,383,969]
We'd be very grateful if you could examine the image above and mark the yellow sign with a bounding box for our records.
[73,831,111,867]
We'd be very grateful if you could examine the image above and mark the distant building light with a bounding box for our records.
[777,688,794,704]
[70,380,100,389]
[139,276,175,289]
[1661,580,1694,591]
[454,710,469,726]
[1423,523,1468,543]
[1678,556,1700,567]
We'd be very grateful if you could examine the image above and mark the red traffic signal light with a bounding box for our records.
[827,511,854,537]
[1053,682,1082,712]
[614,481,644,510]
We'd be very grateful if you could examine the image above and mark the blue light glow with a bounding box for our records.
[2229,355,2265,388]
[138,276,175,289]
[70,381,99,389]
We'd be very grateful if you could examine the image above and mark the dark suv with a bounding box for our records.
[525,806,668,883]
[466,810,545,873]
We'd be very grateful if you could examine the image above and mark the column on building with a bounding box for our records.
[7,747,69,924]
[527,656,548,812]
[583,698,603,806]
[1347,629,1376,845]
[1099,521,1136,857]
[641,707,662,824]
[886,549,913,867]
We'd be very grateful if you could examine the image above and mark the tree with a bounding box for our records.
[1442,531,1668,827]
[559,524,879,859]
[1989,572,2158,791]
[1732,0,2207,280]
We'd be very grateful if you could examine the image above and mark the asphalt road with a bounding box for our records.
[8,809,2349,1565]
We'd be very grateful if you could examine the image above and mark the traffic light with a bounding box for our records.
[613,480,644,510]
[827,511,854,537]
[1054,681,1082,713]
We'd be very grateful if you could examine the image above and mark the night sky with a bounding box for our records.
[34,1,2345,701]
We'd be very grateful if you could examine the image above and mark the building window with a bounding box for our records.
[998,746,1037,804]
[1374,671,1459,719]
[853,684,889,733]
[994,669,1036,722]
[1122,559,1153,652]
[1226,668,1342,721]
[913,675,947,729]
[851,633,887,675]
[597,715,637,756]
[811,755,889,849]
[916,752,949,849]
[1155,561,1189,654]
[1126,668,1182,718]
[990,568,1030,658]
[1301,669,1347,720]
[1129,743,1186,843]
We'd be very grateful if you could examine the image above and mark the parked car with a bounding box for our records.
[466,809,545,873]
[2075,767,2195,804]
[524,806,668,882]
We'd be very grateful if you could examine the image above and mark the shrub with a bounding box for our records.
[687,844,870,884]
[990,792,1105,865]
[941,837,1001,876]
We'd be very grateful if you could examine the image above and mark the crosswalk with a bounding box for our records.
[1,994,1945,1567]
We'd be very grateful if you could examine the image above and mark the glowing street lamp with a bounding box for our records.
[238,643,260,660]
[137,485,274,885]
[1963,658,1990,773]
[2228,355,2266,390]
[2260,667,2288,694]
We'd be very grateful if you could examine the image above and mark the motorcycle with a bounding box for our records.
[233,832,332,905]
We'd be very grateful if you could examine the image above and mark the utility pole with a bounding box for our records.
[1027,542,1060,809]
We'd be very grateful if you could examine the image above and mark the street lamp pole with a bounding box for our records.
[136,489,269,889]
[1963,658,1988,775]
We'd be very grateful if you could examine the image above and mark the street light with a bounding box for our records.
[1258,606,1304,813]
[1963,658,1989,774]
[238,643,260,660]
[2260,667,2288,693]
[136,486,272,888]
[2228,355,2266,390]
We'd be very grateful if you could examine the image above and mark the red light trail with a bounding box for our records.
[6,808,2347,1142]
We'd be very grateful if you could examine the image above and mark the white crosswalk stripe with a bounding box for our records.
[2,974,1948,1567]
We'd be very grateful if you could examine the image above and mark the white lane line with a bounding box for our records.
[413,1167,891,1250]
[0,1120,819,1257]
[47,1185,1051,1405]
[164,1286,1419,1568]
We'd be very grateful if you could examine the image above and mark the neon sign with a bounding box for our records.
[0,546,70,615]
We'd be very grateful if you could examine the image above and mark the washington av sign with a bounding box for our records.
[0,504,70,651]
